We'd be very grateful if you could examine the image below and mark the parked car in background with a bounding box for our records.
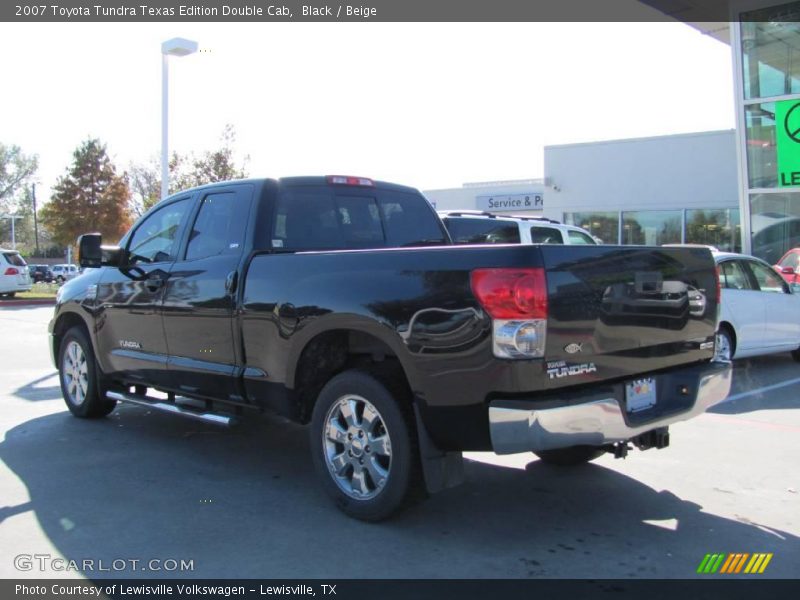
[715,250,800,361]
[51,264,79,283]
[773,247,800,290]
[0,249,32,298]
[28,264,54,283]
[438,211,598,245]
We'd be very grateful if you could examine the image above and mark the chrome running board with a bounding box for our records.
[106,390,237,427]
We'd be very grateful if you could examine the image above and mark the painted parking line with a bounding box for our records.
[722,375,800,404]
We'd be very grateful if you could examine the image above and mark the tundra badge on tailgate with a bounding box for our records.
[547,360,597,379]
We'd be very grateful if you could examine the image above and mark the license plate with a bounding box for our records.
[625,377,657,413]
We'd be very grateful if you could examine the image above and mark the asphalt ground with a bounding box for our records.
[0,306,798,579]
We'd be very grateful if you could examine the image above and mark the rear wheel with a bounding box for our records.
[58,326,116,418]
[310,369,422,521]
[534,445,606,466]
[1,292,15,299]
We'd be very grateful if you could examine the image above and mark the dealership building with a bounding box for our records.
[426,2,800,262]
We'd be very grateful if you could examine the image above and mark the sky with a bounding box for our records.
[0,13,735,204]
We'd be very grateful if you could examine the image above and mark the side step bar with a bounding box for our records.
[106,391,237,427]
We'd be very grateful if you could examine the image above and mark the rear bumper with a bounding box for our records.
[488,360,731,455]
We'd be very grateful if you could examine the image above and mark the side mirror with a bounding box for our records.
[781,266,796,275]
[78,233,102,268]
[77,233,124,268]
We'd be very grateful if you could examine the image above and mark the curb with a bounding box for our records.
[0,298,56,307]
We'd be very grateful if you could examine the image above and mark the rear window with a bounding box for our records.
[443,218,521,244]
[272,188,446,251]
[3,252,26,267]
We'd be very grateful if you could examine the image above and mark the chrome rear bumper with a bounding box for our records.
[488,361,731,455]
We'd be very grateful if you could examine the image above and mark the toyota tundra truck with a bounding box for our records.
[49,176,731,520]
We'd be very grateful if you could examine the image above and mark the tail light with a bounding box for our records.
[471,268,548,359]
[326,175,375,187]
[4,267,19,276]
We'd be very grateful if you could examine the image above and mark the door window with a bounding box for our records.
[779,252,799,270]
[530,226,564,244]
[567,230,596,245]
[127,198,191,264]
[747,260,789,293]
[186,191,250,261]
[720,260,753,290]
[444,218,520,244]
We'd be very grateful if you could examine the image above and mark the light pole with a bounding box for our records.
[161,37,198,200]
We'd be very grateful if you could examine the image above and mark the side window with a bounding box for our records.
[127,198,191,264]
[567,230,596,245]
[779,252,799,269]
[186,191,251,261]
[530,226,564,244]
[720,260,753,290]
[444,218,520,244]
[748,260,789,293]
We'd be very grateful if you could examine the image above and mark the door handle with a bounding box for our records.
[225,271,239,295]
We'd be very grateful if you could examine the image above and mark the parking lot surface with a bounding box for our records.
[0,306,798,579]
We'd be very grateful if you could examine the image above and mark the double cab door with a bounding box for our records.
[96,184,254,402]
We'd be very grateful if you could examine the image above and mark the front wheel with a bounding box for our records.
[715,328,734,362]
[310,369,422,521]
[534,445,606,466]
[58,326,116,418]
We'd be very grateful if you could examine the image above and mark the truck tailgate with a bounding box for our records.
[539,245,718,389]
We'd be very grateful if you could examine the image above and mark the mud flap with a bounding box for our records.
[413,403,465,493]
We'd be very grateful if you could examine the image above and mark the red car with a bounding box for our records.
[774,248,800,287]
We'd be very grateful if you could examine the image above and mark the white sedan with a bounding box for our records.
[715,251,800,361]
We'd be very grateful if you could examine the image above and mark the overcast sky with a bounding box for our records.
[0,16,735,202]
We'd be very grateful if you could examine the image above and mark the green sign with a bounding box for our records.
[776,99,800,188]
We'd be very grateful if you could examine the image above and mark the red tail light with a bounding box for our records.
[326,175,375,187]
[470,268,548,319]
[4,267,19,276]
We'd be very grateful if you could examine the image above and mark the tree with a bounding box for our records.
[127,124,250,216]
[41,138,132,248]
[128,157,161,218]
[0,142,38,213]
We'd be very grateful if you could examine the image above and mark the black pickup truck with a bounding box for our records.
[50,176,731,520]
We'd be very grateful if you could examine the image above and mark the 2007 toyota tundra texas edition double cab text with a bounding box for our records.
[49,176,732,520]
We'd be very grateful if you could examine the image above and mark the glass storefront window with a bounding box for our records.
[745,102,778,188]
[564,211,618,244]
[622,211,681,246]
[741,4,800,100]
[750,191,800,261]
[685,209,742,252]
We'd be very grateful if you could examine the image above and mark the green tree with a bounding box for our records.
[0,142,38,213]
[41,138,132,248]
[128,124,250,215]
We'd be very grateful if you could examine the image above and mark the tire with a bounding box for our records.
[310,369,422,521]
[58,326,116,418]
[1,292,15,299]
[534,445,606,466]
[791,348,800,362]
[715,327,734,362]
[56,276,65,284]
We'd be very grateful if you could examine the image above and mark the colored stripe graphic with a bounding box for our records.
[700,553,773,574]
